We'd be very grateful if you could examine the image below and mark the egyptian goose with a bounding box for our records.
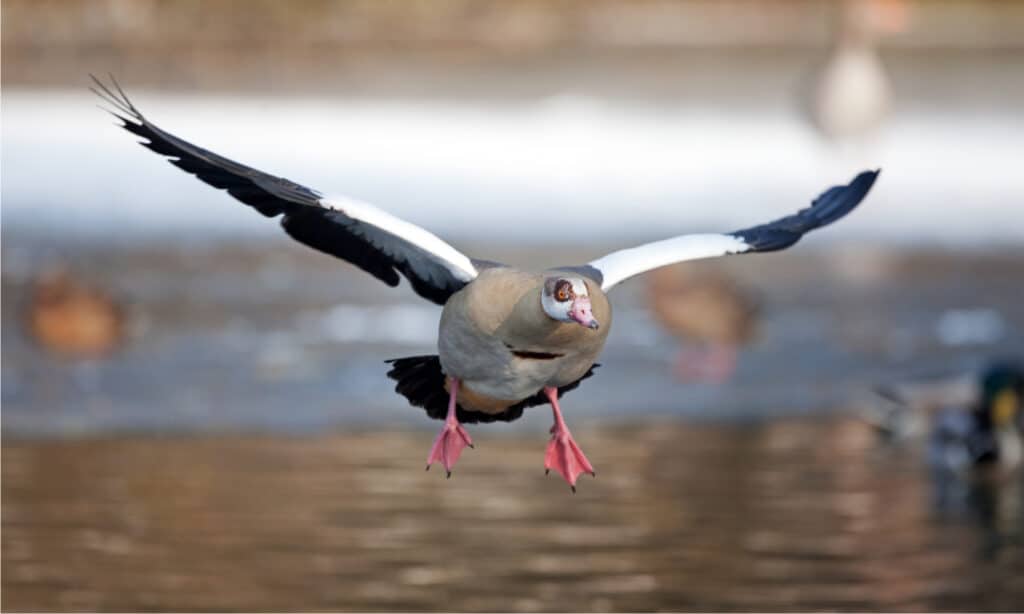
[647,265,759,382]
[92,76,879,490]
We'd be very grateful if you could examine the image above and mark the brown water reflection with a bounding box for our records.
[3,419,1022,612]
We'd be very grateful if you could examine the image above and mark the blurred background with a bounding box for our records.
[3,0,1023,611]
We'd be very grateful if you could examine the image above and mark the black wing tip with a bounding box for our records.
[89,73,144,127]
[734,168,880,252]
[851,167,882,196]
[813,167,881,224]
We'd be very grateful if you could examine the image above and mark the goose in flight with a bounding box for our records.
[92,75,879,491]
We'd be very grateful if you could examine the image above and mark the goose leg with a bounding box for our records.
[543,386,595,491]
[426,377,474,477]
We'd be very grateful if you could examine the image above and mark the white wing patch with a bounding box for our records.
[589,233,749,291]
[321,196,478,282]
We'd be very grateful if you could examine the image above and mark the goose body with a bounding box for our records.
[92,75,879,490]
[439,268,611,413]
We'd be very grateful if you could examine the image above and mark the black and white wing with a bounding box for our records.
[586,170,879,291]
[91,75,477,305]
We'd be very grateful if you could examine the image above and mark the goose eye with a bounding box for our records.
[554,281,571,302]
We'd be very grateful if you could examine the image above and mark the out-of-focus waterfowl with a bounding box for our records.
[870,361,1024,473]
[25,268,126,359]
[810,0,908,141]
[647,265,759,383]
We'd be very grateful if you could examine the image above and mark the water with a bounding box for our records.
[5,243,1020,611]
[3,419,1022,611]
[4,242,1023,436]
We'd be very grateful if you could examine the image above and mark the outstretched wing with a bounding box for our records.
[91,75,477,305]
[586,170,879,291]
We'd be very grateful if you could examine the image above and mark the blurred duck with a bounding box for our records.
[25,268,126,358]
[869,361,1024,473]
[809,0,908,141]
[647,265,759,383]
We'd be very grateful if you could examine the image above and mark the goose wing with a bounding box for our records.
[92,75,477,305]
[585,170,879,291]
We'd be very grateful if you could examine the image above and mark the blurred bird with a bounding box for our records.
[93,75,878,490]
[25,268,126,359]
[808,0,908,141]
[869,361,1024,473]
[647,265,759,383]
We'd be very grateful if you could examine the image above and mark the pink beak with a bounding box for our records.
[569,297,600,330]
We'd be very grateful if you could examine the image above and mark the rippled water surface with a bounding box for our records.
[4,419,1022,612]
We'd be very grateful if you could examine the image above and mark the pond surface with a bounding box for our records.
[2,227,1022,613]
[4,243,1023,436]
[3,419,1022,611]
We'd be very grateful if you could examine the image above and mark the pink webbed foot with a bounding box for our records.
[545,426,595,492]
[426,376,473,477]
[543,387,595,492]
[426,420,474,477]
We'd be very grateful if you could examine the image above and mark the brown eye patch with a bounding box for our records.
[554,279,573,302]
